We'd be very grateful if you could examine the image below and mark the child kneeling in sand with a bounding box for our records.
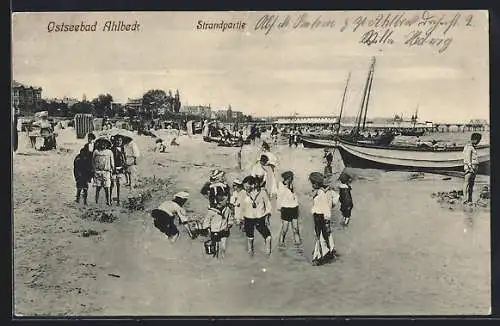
[154,139,167,152]
[151,192,190,243]
[277,171,302,247]
[202,188,236,259]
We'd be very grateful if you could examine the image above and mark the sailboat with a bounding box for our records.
[400,106,425,137]
[303,57,490,175]
[302,57,395,148]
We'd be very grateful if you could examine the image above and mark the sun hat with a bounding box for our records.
[233,178,243,185]
[210,169,225,181]
[173,191,190,200]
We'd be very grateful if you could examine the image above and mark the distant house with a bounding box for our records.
[126,98,143,112]
[215,110,228,120]
[45,97,79,107]
[180,105,212,117]
[230,110,244,121]
[12,80,43,115]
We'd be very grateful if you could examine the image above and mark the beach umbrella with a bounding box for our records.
[100,128,135,144]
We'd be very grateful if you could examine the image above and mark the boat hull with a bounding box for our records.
[301,137,336,148]
[336,141,490,175]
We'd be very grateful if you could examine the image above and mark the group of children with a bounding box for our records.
[151,147,354,266]
[73,132,140,206]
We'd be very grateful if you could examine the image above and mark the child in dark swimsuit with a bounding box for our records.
[338,172,354,226]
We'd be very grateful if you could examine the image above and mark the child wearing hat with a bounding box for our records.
[338,172,354,226]
[151,191,190,243]
[201,169,231,208]
[277,171,302,247]
[92,138,115,206]
[242,175,273,257]
[309,172,338,266]
[202,188,236,259]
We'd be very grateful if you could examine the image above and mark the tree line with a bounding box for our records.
[35,89,254,122]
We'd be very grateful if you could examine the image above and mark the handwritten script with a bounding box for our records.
[253,11,477,53]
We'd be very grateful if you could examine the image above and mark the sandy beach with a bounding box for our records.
[13,128,490,316]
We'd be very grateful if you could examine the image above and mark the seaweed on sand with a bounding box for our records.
[80,208,117,223]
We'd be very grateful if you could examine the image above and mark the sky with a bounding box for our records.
[12,10,489,123]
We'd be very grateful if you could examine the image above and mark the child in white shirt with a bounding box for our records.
[277,171,301,247]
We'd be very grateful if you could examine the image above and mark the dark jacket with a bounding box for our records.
[74,153,92,184]
[81,142,94,162]
[338,184,353,209]
[111,146,127,169]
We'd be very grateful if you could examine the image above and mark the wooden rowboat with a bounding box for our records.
[335,140,490,175]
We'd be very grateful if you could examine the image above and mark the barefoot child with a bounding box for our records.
[243,175,273,257]
[151,192,191,243]
[230,179,246,231]
[202,189,236,259]
[73,148,92,205]
[92,139,115,206]
[110,136,127,205]
[309,172,338,266]
[338,172,354,226]
[277,171,302,247]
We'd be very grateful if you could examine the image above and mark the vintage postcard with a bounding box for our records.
[12,11,490,316]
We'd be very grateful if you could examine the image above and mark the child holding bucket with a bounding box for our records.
[202,188,236,259]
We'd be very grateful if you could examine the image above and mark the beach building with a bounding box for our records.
[12,80,43,115]
[44,97,79,107]
[126,98,143,112]
[180,105,212,118]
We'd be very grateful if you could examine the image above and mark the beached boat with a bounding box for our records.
[400,129,425,137]
[335,140,490,174]
[302,132,395,148]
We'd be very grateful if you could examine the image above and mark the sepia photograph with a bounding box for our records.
[12,10,490,316]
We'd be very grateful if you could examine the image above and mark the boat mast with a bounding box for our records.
[355,57,376,134]
[336,72,351,136]
[362,57,376,131]
[413,104,419,128]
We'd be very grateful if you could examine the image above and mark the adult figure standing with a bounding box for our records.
[125,139,140,188]
[462,133,482,204]
[13,111,19,153]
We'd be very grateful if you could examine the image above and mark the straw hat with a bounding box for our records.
[210,169,225,182]
[173,191,190,200]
